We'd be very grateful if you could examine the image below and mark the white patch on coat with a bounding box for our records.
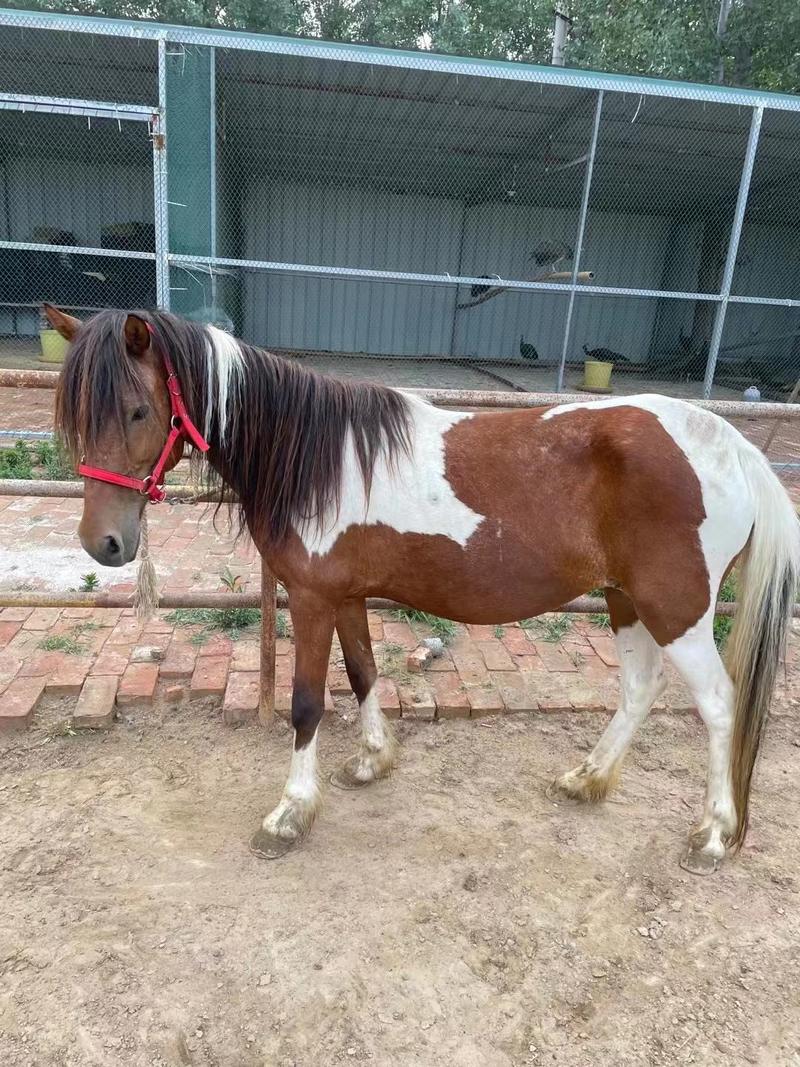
[299,393,484,557]
[204,324,244,444]
[542,393,755,594]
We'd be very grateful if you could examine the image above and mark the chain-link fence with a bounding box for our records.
[2,9,799,399]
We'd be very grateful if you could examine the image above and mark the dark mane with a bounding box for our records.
[55,309,412,545]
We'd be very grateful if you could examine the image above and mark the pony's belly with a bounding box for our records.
[358,523,598,625]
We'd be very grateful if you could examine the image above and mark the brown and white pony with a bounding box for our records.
[47,305,799,874]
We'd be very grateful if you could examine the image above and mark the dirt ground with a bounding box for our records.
[1,697,799,1067]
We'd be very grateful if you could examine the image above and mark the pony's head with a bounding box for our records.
[49,303,412,562]
[48,305,186,566]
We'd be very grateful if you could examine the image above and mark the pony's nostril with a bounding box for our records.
[104,535,121,558]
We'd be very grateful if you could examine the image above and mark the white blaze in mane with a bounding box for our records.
[204,324,244,444]
[299,393,484,557]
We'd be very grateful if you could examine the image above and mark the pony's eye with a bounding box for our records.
[131,406,149,423]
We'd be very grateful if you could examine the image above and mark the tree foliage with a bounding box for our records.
[7,0,799,93]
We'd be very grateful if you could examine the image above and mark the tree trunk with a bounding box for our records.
[715,0,734,83]
[732,0,755,86]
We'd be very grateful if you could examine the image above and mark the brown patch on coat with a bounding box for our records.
[262,405,710,648]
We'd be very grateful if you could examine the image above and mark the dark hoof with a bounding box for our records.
[680,848,722,876]
[249,827,299,860]
[330,757,374,791]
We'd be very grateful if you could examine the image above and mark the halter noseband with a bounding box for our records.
[78,323,210,504]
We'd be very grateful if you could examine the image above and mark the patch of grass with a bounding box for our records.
[167,606,287,644]
[219,566,243,593]
[378,642,411,683]
[79,572,100,592]
[45,721,78,740]
[521,614,572,642]
[0,441,33,479]
[166,605,262,644]
[392,607,457,643]
[381,642,405,657]
[165,569,282,643]
[35,440,76,480]
[0,439,78,481]
[714,573,737,650]
[38,621,97,654]
[493,624,505,639]
[585,587,610,629]
[38,633,85,655]
[566,648,584,668]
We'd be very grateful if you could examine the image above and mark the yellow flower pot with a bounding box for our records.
[39,329,69,364]
[583,359,613,391]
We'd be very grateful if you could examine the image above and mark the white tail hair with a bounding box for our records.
[726,442,800,847]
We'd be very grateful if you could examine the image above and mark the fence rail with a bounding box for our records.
[0,479,224,501]
[2,368,800,419]
[0,589,772,619]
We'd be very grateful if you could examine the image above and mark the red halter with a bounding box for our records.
[78,324,210,504]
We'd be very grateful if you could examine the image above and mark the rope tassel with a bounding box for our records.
[133,508,159,621]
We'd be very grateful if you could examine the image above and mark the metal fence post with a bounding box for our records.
[209,45,218,309]
[702,106,763,398]
[259,565,277,724]
[153,37,171,311]
[556,89,603,392]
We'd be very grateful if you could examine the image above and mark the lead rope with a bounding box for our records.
[133,508,159,621]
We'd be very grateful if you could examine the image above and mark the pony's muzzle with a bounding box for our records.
[79,526,139,567]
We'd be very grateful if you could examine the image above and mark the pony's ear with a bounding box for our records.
[124,314,151,358]
[43,304,80,341]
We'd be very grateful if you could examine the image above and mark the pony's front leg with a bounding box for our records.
[250,592,335,860]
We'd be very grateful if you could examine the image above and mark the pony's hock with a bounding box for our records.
[16,304,800,872]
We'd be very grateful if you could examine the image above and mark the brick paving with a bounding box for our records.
[0,592,797,730]
[2,398,800,728]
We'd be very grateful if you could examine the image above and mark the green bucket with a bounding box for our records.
[39,329,70,364]
[582,360,613,391]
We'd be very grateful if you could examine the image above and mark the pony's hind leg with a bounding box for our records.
[664,623,737,875]
[250,590,334,859]
[330,598,398,790]
[554,591,666,801]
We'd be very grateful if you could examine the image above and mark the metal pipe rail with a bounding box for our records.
[0,589,781,618]
[1,367,800,419]
[0,479,225,502]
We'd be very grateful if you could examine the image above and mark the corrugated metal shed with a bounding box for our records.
[1,9,799,390]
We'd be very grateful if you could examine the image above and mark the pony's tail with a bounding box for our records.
[726,445,799,849]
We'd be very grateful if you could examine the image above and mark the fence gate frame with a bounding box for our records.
[0,86,168,310]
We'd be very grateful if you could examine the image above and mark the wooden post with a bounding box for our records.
[259,564,277,724]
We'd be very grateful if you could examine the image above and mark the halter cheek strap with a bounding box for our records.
[78,324,210,504]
